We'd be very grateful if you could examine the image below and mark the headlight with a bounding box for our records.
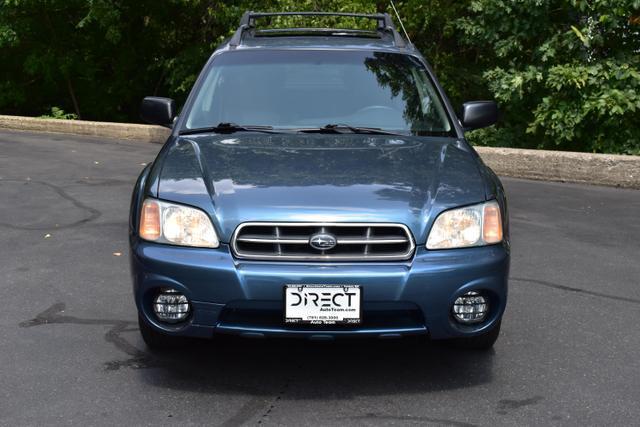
[426,200,503,249]
[139,199,219,248]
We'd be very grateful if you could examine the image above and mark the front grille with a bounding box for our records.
[231,222,415,261]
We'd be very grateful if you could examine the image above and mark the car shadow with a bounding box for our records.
[134,334,496,399]
[20,302,495,399]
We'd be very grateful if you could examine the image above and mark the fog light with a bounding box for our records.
[452,291,488,324]
[153,289,190,323]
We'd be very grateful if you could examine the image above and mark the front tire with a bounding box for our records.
[138,314,180,350]
[448,320,501,350]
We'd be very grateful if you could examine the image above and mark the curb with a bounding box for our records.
[1,115,639,189]
[475,146,640,189]
[0,115,170,144]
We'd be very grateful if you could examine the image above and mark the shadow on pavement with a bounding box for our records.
[20,302,495,402]
[134,334,496,399]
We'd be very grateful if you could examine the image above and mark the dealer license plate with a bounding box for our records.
[284,285,362,325]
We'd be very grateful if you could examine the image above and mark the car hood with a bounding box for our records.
[156,133,487,243]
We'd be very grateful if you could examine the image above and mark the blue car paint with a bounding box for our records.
[130,41,510,341]
[156,134,487,243]
[131,242,508,340]
[129,131,510,340]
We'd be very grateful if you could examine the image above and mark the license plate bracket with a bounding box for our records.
[284,285,362,325]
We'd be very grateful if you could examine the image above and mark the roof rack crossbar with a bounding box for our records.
[255,28,379,34]
[230,11,406,48]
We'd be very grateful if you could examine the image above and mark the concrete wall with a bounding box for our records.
[0,115,170,144]
[476,147,640,189]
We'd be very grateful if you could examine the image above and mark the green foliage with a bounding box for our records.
[39,107,78,120]
[0,0,638,153]
[459,0,640,154]
[529,61,640,153]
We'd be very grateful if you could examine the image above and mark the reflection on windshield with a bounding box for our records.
[185,50,453,135]
[365,53,451,134]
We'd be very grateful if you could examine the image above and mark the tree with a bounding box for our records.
[1,0,638,154]
[458,0,640,154]
[0,0,223,120]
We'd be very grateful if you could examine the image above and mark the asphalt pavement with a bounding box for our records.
[1,130,639,426]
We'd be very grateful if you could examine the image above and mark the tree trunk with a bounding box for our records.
[65,75,81,119]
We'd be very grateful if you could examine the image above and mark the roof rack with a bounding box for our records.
[229,11,407,49]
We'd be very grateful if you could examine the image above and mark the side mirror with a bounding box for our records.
[461,101,498,131]
[140,97,175,127]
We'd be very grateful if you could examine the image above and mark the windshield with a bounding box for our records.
[184,50,454,136]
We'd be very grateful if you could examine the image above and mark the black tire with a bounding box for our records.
[448,320,501,350]
[138,314,180,350]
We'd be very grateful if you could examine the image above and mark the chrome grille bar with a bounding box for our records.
[235,237,409,244]
[338,238,409,244]
[231,222,415,261]
[274,226,282,256]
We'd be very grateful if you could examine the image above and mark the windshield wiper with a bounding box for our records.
[296,124,406,136]
[180,122,281,135]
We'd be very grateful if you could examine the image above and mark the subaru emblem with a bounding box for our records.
[309,233,337,250]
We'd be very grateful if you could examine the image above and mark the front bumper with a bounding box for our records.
[131,240,509,340]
